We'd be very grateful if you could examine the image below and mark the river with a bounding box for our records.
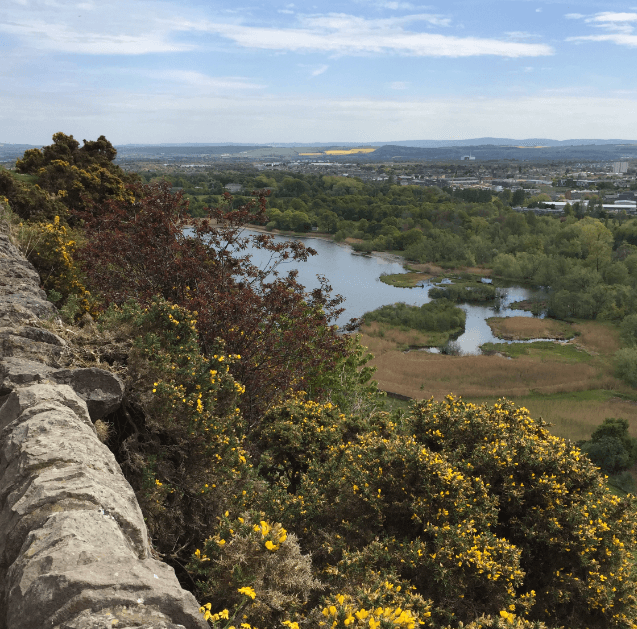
[189,228,544,355]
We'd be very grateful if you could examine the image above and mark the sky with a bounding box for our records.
[1,0,637,145]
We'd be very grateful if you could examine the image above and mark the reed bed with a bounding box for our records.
[572,321,621,355]
[367,350,602,400]
[487,316,574,340]
[359,322,448,351]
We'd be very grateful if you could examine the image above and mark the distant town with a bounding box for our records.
[3,139,637,216]
[110,144,637,217]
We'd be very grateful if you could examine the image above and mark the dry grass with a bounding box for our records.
[520,396,637,441]
[359,322,447,351]
[364,346,610,400]
[363,317,634,443]
[487,316,574,340]
[572,321,621,356]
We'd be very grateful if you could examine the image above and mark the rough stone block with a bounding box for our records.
[5,511,207,629]
[51,368,125,420]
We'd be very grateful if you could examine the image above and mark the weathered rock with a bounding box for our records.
[0,302,43,328]
[0,384,93,432]
[0,228,207,628]
[56,606,191,629]
[50,368,125,420]
[0,325,66,366]
[0,357,56,393]
[0,361,125,420]
[6,511,207,629]
[0,384,207,629]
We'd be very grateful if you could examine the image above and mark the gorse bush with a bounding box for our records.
[245,396,637,629]
[189,512,321,628]
[15,132,137,213]
[18,215,92,318]
[103,298,255,563]
[0,168,69,221]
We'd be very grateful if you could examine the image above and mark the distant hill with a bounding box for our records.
[359,143,637,162]
[0,144,39,160]
[383,138,637,148]
[5,139,637,164]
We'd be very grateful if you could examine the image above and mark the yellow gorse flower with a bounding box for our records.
[238,586,256,599]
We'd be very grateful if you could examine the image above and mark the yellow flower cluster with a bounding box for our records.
[253,520,287,551]
[320,594,424,629]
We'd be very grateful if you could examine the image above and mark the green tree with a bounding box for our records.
[576,217,613,272]
[15,132,136,213]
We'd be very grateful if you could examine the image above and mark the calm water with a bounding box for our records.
[192,229,544,355]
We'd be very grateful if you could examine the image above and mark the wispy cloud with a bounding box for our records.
[311,64,329,76]
[567,11,637,46]
[389,81,409,89]
[0,20,193,54]
[158,70,265,91]
[0,1,196,54]
[1,2,553,58]
[192,13,553,58]
[505,31,539,41]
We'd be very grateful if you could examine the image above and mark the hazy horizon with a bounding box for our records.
[2,1,636,145]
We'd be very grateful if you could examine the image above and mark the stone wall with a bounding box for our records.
[0,232,208,628]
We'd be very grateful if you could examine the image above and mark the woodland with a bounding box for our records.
[1,133,637,629]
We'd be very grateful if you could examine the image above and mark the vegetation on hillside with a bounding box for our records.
[2,135,637,629]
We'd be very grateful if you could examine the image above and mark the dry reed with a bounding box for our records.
[487,316,574,340]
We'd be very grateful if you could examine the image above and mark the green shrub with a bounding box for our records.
[614,348,637,387]
[581,437,631,474]
[428,283,497,303]
[102,297,254,567]
[579,418,637,475]
[363,300,466,334]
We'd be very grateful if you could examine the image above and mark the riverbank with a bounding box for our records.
[197,220,637,448]
[365,319,637,444]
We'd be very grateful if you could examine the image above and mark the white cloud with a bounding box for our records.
[567,11,637,47]
[535,8,542,12]
[194,13,553,58]
[565,13,585,20]
[389,81,408,89]
[311,64,329,76]
[505,31,538,41]
[567,33,637,46]
[589,12,637,23]
[377,2,417,9]
[1,2,552,58]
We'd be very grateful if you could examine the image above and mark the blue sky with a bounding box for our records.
[1,0,636,145]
